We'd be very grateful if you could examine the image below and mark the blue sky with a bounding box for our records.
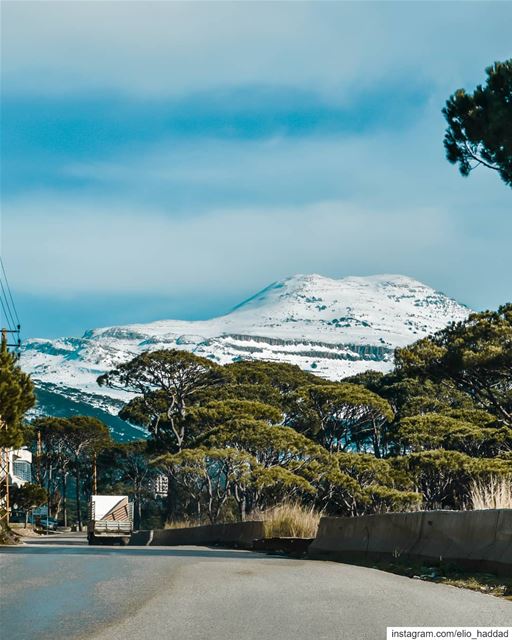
[1,1,511,339]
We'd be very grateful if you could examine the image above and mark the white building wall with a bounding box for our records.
[8,448,33,487]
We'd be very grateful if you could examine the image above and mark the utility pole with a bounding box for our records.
[0,417,10,527]
[1,326,22,358]
[37,430,42,484]
[92,451,98,495]
[0,256,23,526]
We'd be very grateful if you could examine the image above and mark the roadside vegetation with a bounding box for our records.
[470,476,512,509]
[261,503,321,539]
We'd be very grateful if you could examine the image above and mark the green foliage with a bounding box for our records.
[187,399,283,433]
[393,449,509,510]
[348,371,475,422]
[396,305,512,426]
[0,334,34,448]
[224,360,319,396]
[10,483,47,512]
[397,413,512,457]
[443,59,512,187]
[99,440,159,528]
[309,452,420,516]
[287,383,394,457]
[100,350,223,451]
[30,415,112,527]
[153,446,312,522]
[195,382,283,409]
[200,419,326,469]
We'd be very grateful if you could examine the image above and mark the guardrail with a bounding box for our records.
[129,521,265,548]
[308,509,512,576]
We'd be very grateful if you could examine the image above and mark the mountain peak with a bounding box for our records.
[229,272,452,316]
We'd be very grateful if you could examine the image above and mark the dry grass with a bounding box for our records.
[164,517,210,530]
[470,476,512,510]
[261,502,321,539]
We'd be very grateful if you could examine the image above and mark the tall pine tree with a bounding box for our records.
[0,331,34,448]
[0,331,34,533]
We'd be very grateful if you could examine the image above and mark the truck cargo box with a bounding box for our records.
[87,495,133,545]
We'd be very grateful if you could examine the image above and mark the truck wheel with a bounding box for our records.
[120,537,130,546]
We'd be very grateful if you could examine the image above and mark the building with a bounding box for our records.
[150,473,168,497]
[8,448,32,487]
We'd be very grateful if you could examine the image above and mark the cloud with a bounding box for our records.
[3,188,511,314]
[2,2,511,98]
[2,94,510,312]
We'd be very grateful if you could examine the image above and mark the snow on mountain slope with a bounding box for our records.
[21,274,470,429]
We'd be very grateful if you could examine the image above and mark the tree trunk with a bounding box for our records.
[47,464,53,520]
[165,474,177,522]
[46,464,53,532]
[134,492,142,530]
[372,419,382,459]
[75,462,82,531]
[92,452,97,495]
[238,496,246,522]
[63,472,68,528]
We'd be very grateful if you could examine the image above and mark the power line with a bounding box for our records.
[0,257,20,326]
[0,293,15,333]
[0,278,16,332]
[0,257,21,356]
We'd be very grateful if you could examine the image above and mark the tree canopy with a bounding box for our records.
[395,305,512,426]
[443,59,512,188]
[0,333,34,448]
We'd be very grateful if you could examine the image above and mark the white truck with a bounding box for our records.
[87,495,134,546]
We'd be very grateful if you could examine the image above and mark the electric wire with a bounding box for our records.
[0,257,20,326]
[0,257,21,356]
[0,292,15,333]
[0,279,16,331]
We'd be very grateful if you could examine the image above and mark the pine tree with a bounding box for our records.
[0,332,34,534]
[443,59,512,188]
[0,332,34,448]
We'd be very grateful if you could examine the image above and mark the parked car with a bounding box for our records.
[9,512,59,530]
[30,514,59,531]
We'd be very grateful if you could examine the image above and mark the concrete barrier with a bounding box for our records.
[129,521,266,548]
[309,510,512,576]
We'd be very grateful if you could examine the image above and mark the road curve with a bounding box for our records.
[0,533,510,640]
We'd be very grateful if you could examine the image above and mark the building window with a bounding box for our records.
[13,460,32,483]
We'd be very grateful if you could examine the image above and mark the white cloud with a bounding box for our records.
[2,2,511,98]
[3,189,510,313]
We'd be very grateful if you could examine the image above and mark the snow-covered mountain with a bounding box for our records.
[21,274,470,440]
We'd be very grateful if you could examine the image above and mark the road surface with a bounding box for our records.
[1,532,510,640]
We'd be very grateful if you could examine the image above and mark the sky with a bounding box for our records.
[1,1,511,339]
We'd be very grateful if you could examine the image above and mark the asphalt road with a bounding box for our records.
[1,533,510,640]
